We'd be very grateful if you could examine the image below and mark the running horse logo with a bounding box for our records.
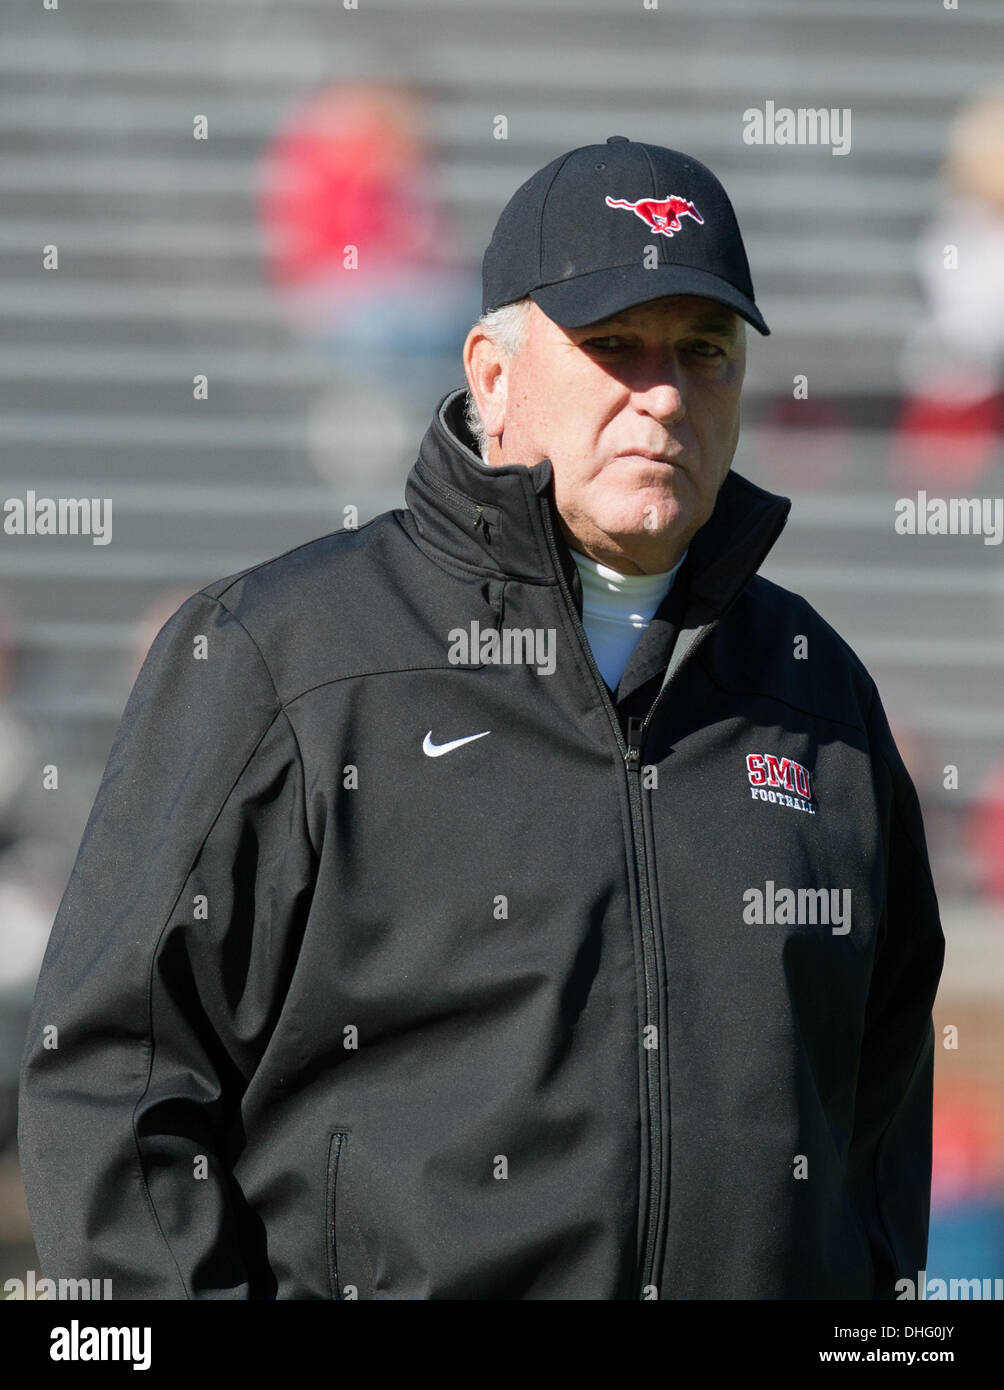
[604,194,704,238]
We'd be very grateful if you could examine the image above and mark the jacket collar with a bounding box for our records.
[404,386,791,622]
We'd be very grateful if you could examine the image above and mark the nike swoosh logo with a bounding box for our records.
[422,730,491,757]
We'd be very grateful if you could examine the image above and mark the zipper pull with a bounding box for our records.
[624,716,644,770]
[472,504,490,541]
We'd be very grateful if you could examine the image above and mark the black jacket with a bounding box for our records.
[18,386,945,1300]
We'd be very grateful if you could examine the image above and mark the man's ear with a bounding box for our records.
[462,326,507,442]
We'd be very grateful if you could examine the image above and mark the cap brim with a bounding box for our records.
[529,262,770,336]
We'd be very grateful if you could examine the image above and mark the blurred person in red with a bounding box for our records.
[891,91,1004,487]
[967,755,1004,902]
[258,81,478,408]
[927,1081,1004,1280]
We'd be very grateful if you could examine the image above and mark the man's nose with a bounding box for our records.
[632,363,686,424]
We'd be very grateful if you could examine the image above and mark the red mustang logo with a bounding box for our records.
[604,194,704,237]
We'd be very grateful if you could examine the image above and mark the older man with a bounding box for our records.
[19,138,944,1300]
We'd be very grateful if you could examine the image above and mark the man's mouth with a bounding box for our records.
[615,449,683,466]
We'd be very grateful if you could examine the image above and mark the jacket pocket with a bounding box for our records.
[326,1128,379,1299]
[326,1129,354,1300]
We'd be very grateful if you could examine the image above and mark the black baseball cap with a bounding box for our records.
[481,136,769,336]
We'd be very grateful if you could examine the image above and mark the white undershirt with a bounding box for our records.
[568,546,688,691]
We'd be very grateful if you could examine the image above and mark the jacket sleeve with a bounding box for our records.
[17,591,317,1298]
[847,681,946,1299]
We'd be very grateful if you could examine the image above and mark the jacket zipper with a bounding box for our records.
[620,631,717,1294]
[417,464,491,538]
[537,492,715,1299]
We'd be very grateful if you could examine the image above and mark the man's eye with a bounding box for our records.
[581,337,725,357]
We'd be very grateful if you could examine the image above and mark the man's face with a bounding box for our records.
[478,294,746,575]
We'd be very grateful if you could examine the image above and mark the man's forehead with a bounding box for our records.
[575,296,740,334]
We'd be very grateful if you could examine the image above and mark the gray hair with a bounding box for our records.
[463,298,533,464]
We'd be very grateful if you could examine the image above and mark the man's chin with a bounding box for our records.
[604,509,690,544]
[588,522,693,574]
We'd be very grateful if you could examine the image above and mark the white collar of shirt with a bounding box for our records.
[567,545,688,691]
[569,546,688,623]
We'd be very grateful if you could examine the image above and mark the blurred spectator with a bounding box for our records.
[928,1079,1004,1281]
[966,754,1004,903]
[257,81,479,485]
[932,1080,1001,1212]
[0,595,33,860]
[0,593,64,1155]
[891,90,1004,487]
